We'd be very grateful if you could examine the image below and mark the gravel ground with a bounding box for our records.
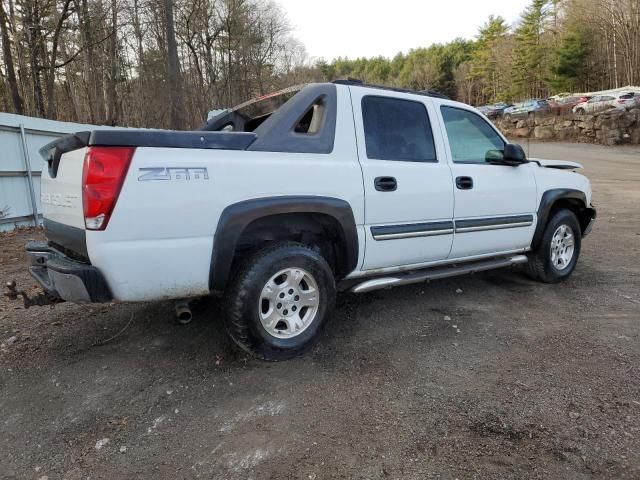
[0,141,639,480]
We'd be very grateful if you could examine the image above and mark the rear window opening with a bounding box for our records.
[294,97,327,134]
[200,83,338,154]
[201,85,304,133]
[245,113,271,132]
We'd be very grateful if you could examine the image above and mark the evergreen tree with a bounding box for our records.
[471,16,510,102]
[512,0,552,99]
[548,25,591,92]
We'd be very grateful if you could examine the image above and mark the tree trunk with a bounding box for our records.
[78,0,106,123]
[105,0,118,125]
[24,1,45,116]
[163,0,184,129]
[0,0,23,113]
[45,0,73,118]
[131,0,145,126]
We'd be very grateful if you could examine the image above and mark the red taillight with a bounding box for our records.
[82,146,135,230]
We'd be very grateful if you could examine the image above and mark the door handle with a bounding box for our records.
[374,176,397,192]
[456,176,473,190]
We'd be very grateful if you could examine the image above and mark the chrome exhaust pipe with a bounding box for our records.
[175,300,192,324]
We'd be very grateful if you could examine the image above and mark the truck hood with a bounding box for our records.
[531,158,583,170]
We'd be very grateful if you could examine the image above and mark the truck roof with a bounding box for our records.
[332,79,449,100]
[200,81,453,134]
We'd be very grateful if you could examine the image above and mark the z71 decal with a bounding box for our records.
[138,167,209,181]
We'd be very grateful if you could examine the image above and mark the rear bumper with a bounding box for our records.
[26,242,112,303]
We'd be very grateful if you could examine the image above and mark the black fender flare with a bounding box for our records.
[209,196,359,291]
[532,188,592,250]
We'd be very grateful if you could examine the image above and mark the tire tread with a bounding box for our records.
[224,242,334,361]
[525,208,581,284]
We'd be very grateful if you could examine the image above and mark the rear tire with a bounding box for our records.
[224,242,336,361]
[525,209,582,283]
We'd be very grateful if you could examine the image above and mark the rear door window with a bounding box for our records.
[361,96,437,162]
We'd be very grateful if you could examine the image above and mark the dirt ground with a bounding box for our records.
[1,141,639,480]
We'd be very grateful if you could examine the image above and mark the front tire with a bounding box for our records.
[224,242,336,360]
[525,209,582,283]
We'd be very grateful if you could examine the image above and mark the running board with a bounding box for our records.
[350,255,528,294]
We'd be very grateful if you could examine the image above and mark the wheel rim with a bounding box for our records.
[550,224,575,271]
[258,267,320,339]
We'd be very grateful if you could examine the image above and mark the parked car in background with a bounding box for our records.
[477,103,511,119]
[482,102,512,119]
[503,100,551,121]
[573,92,640,114]
[548,96,591,115]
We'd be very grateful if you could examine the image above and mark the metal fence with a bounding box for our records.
[0,113,115,232]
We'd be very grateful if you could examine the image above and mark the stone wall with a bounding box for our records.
[493,107,640,146]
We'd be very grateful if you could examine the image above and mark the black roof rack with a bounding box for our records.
[332,79,450,100]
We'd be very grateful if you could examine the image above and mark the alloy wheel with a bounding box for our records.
[258,267,320,339]
[550,224,575,271]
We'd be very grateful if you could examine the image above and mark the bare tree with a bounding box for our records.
[105,0,119,124]
[163,0,184,128]
[0,0,23,113]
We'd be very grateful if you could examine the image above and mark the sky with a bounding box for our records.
[277,0,531,61]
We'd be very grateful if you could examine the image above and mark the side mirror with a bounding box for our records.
[502,143,528,165]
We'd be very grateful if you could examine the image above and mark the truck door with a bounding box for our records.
[350,87,455,270]
[437,105,538,259]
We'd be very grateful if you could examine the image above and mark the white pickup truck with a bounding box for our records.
[11,80,596,360]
